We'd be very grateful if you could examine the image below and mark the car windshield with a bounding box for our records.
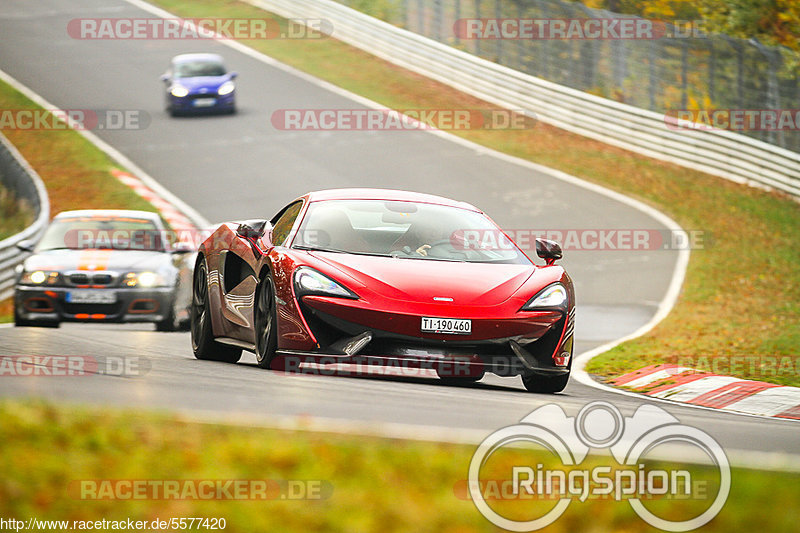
[293,199,530,264]
[174,60,226,78]
[36,216,166,252]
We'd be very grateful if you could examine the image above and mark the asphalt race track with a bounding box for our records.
[0,0,798,463]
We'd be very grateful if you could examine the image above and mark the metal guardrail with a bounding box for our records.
[339,0,800,154]
[250,0,800,198]
[0,132,49,301]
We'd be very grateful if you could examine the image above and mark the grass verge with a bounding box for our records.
[0,78,157,321]
[1,400,798,532]
[0,183,34,241]
[0,80,156,216]
[151,0,800,386]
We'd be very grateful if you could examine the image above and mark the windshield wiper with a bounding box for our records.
[293,245,391,257]
[293,244,347,253]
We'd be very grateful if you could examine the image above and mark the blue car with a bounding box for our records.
[160,53,237,116]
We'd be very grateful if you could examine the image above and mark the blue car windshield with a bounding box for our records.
[175,61,226,78]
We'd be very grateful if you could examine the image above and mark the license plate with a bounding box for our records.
[193,98,217,107]
[66,290,116,304]
[421,317,471,335]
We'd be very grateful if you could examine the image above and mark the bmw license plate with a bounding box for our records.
[193,98,217,107]
[66,290,116,304]
[421,317,471,335]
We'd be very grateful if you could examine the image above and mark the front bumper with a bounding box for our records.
[287,296,573,378]
[169,92,235,113]
[14,285,176,324]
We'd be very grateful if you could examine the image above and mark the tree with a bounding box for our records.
[582,0,800,52]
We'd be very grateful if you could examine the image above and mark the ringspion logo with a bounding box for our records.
[468,401,730,531]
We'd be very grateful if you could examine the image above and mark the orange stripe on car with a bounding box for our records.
[77,249,112,271]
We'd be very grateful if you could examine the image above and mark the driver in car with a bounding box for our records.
[390,213,452,257]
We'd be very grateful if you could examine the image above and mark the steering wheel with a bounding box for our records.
[416,238,459,256]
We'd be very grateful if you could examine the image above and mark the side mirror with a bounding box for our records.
[171,241,195,254]
[16,240,34,252]
[535,238,562,265]
[229,71,238,79]
[236,220,268,240]
[159,73,170,82]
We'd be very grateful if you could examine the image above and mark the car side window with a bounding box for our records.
[270,201,303,246]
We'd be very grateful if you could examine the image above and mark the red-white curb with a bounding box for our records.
[111,169,197,232]
[612,364,800,420]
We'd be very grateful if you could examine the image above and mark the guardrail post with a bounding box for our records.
[474,0,481,56]
[433,0,442,42]
[454,0,460,45]
[649,40,657,109]
[708,39,716,105]
[680,40,688,110]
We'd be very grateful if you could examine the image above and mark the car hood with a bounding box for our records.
[174,76,229,92]
[310,252,534,306]
[23,249,171,273]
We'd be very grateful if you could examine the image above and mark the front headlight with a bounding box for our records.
[217,81,235,96]
[522,283,568,310]
[20,270,59,285]
[170,85,189,97]
[294,267,358,299]
[123,271,165,288]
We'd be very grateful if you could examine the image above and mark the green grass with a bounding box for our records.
[1,400,798,532]
[0,81,156,217]
[151,0,800,386]
[0,183,34,240]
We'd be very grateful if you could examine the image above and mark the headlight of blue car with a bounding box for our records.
[170,85,189,97]
[217,81,235,96]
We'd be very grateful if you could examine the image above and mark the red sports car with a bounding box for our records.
[191,189,575,393]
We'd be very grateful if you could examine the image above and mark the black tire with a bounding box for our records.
[190,258,241,363]
[155,295,178,332]
[155,315,176,332]
[13,301,59,328]
[522,372,571,393]
[521,355,572,393]
[176,316,191,332]
[14,317,59,328]
[254,271,278,369]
